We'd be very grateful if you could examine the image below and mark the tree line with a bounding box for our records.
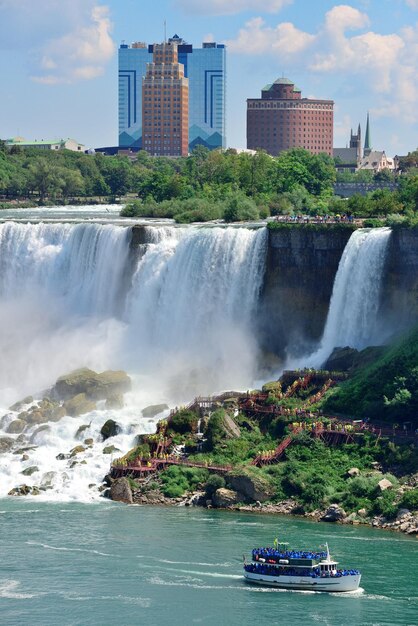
[3,140,418,224]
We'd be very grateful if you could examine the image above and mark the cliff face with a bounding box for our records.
[381,227,418,333]
[259,226,418,358]
[128,224,418,360]
[258,227,354,358]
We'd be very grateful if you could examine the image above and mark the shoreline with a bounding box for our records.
[111,480,418,536]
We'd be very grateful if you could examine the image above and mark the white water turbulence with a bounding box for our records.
[299,227,392,368]
[0,222,267,500]
[125,226,267,399]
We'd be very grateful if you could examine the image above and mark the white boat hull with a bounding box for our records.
[244,571,361,592]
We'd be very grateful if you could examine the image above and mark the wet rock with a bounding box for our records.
[21,454,29,461]
[40,472,57,489]
[102,445,120,455]
[64,393,96,417]
[54,368,131,401]
[212,488,241,508]
[8,396,33,412]
[26,411,46,426]
[21,465,39,476]
[110,477,133,504]
[84,438,94,446]
[100,419,121,440]
[13,446,36,455]
[8,484,40,496]
[183,491,206,507]
[142,404,169,418]
[0,437,15,453]
[321,504,347,522]
[378,478,394,492]
[105,394,124,410]
[69,445,86,458]
[7,419,26,434]
[56,452,70,460]
[347,467,360,477]
[75,424,90,439]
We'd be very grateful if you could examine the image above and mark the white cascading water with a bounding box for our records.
[299,227,392,368]
[0,222,267,500]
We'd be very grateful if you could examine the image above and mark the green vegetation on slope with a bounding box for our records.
[323,326,418,425]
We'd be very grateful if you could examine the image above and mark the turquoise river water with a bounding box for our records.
[0,500,417,626]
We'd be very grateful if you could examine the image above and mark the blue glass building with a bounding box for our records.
[118,36,226,151]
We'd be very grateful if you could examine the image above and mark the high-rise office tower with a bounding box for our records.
[247,77,333,156]
[142,42,189,157]
[118,35,226,151]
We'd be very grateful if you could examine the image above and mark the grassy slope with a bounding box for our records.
[323,326,418,424]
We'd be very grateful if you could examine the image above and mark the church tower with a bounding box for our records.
[364,112,371,157]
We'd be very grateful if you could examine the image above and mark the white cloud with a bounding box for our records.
[226,3,418,121]
[176,0,292,16]
[227,17,315,56]
[0,1,115,84]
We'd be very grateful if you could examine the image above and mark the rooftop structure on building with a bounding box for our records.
[142,42,189,157]
[5,137,85,152]
[247,77,333,156]
[119,35,226,152]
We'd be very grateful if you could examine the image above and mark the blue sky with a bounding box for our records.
[1,0,418,155]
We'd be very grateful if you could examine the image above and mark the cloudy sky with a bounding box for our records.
[1,0,418,155]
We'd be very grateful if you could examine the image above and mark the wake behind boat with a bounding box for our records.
[243,541,361,592]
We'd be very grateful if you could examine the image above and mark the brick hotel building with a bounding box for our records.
[142,42,189,157]
[247,78,334,156]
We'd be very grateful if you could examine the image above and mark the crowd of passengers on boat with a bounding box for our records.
[252,548,327,561]
[244,563,360,578]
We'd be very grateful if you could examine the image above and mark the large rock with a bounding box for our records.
[212,488,241,508]
[8,396,33,412]
[378,478,394,492]
[64,393,96,417]
[347,467,360,477]
[100,419,121,440]
[102,445,120,455]
[142,404,169,418]
[7,419,26,434]
[323,347,359,371]
[321,504,347,522]
[54,368,131,401]
[222,414,241,438]
[227,471,273,503]
[110,477,133,504]
[0,437,15,453]
[21,465,39,476]
[8,484,40,496]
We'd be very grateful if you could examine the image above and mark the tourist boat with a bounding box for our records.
[243,541,361,592]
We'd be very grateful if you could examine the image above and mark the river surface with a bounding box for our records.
[1,500,417,626]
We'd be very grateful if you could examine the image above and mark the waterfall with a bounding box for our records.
[303,227,392,368]
[0,221,267,500]
[124,226,267,396]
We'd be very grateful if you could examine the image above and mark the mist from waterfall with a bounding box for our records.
[295,227,392,368]
[0,222,267,499]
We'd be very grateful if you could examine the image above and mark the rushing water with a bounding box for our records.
[293,228,392,368]
[1,500,417,626]
[0,221,267,499]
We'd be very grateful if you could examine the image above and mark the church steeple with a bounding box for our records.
[364,112,371,157]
